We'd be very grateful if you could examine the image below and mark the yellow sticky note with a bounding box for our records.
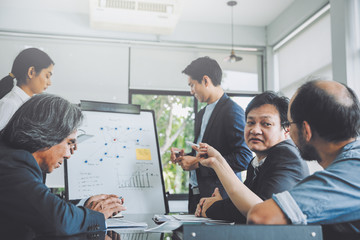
[136,148,152,160]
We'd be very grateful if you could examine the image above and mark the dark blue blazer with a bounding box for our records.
[192,93,252,199]
[0,140,105,238]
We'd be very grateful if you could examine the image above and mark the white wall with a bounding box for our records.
[0,1,265,47]
[265,0,329,91]
[0,35,130,104]
[130,46,262,93]
[330,0,360,97]
[274,13,332,97]
[266,0,360,98]
[267,0,329,46]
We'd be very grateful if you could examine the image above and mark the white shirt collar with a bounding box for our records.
[251,155,267,168]
[13,86,31,102]
[207,98,219,107]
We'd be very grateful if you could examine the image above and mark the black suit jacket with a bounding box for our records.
[206,139,310,222]
[191,93,252,199]
[0,140,105,238]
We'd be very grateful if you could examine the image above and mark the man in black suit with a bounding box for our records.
[0,94,125,238]
[171,56,252,213]
[194,91,309,222]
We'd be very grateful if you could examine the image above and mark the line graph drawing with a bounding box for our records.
[78,124,152,165]
[67,110,166,214]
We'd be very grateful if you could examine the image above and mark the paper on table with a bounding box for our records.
[153,214,234,224]
[145,221,183,233]
[106,218,148,229]
[172,214,209,222]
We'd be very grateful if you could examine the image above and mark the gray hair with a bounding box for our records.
[1,94,83,153]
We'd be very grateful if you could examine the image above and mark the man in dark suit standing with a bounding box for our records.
[171,56,252,213]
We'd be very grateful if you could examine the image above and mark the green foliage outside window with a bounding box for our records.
[132,94,195,194]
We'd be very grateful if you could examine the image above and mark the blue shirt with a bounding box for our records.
[273,140,360,230]
[189,99,219,188]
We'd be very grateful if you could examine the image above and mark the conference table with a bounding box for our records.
[31,213,360,240]
[34,214,167,240]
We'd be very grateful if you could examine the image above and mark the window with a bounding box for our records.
[131,90,256,195]
[131,91,194,194]
[230,96,254,111]
[130,46,263,94]
[273,11,332,98]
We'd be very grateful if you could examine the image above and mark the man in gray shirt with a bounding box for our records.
[247,80,360,234]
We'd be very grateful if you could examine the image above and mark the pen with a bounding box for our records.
[173,150,180,158]
[186,141,208,158]
[166,150,180,158]
[186,141,200,148]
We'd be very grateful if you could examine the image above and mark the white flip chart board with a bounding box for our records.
[65,101,168,214]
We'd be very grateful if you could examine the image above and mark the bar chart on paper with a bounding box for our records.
[118,170,153,188]
[65,109,167,214]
